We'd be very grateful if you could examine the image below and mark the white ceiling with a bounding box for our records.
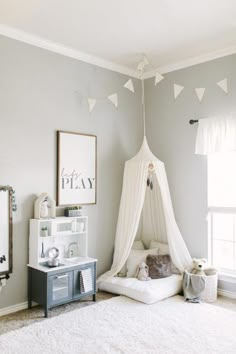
[0,0,236,77]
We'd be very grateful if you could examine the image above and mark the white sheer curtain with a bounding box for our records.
[97,138,192,285]
[195,115,236,155]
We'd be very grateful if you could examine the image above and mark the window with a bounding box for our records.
[208,152,236,274]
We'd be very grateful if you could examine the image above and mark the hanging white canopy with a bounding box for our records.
[98,137,192,284]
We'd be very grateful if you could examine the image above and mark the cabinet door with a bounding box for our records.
[73,263,95,299]
[48,271,73,306]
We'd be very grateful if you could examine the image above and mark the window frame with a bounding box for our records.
[208,206,236,276]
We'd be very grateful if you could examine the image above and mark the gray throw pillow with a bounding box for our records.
[146,254,172,279]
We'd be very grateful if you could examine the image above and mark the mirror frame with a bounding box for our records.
[0,185,13,276]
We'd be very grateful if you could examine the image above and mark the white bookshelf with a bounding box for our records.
[29,216,88,267]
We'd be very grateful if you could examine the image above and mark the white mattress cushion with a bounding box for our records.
[99,274,183,304]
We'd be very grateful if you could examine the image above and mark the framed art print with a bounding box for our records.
[57,131,97,206]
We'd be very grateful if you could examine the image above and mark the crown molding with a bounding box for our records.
[143,45,236,79]
[0,24,139,78]
[0,24,236,80]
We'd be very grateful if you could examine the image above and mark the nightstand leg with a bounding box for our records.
[28,268,32,309]
[45,307,48,318]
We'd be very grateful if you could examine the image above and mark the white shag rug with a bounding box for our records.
[1,295,236,354]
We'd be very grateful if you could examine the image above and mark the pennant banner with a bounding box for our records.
[174,84,184,99]
[108,93,118,108]
[217,78,228,94]
[124,79,134,93]
[155,71,164,86]
[88,98,96,113]
[195,88,205,102]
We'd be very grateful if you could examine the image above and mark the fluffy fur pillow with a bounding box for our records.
[149,240,180,274]
[126,248,159,278]
[146,254,172,279]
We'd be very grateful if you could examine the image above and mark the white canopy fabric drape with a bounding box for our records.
[195,115,236,155]
[98,137,192,284]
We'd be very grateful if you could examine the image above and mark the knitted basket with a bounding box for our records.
[201,270,218,303]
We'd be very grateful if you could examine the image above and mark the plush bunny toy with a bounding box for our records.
[136,262,151,281]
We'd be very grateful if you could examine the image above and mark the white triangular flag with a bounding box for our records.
[123,79,134,93]
[217,78,228,94]
[88,98,96,113]
[155,72,164,85]
[195,88,205,102]
[174,84,184,99]
[108,93,118,108]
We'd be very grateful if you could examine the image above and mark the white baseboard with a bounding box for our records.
[218,288,236,299]
[0,301,37,317]
[0,301,28,317]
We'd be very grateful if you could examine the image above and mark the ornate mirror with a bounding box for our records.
[0,186,13,276]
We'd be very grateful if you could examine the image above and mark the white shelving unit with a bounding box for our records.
[29,216,88,267]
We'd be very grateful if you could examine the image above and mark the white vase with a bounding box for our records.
[40,201,49,218]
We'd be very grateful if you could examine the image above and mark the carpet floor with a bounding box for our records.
[0,291,236,336]
[1,294,236,354]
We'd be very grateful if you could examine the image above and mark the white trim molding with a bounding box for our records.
[143,45,236,79]
[0,24,236,79]
[0,301,28,317]
[0,301,37,317]
[218,288,236,300]
[0,24,139,79]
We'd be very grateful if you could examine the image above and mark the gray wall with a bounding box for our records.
[0,35,143,308]
[145,54,236,292]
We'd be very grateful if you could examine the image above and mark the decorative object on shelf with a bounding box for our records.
[78,222,85,233]
[41,227,48,237]
[64,205,82,217]
[71,219,77,232]
[34,193,56,219]
[41,242,45,258]
[57,131,97,206]
[48,247,59,267]
[0,185,14,277]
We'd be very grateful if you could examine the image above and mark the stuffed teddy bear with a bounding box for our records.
[191,258,207,276]
[136,262,151,281]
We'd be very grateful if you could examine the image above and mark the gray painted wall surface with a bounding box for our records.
[145,54,236,292]
[0,35,143,309]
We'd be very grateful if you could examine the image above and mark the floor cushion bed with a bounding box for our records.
[98,274,182,304]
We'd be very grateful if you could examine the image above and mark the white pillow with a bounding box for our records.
[149,240,169,254]
[126,248,159,278]
[118,240,145,277]
[149,241,180,274]
[132,240,145,250]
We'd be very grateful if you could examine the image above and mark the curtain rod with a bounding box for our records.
[189,119,199,125]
